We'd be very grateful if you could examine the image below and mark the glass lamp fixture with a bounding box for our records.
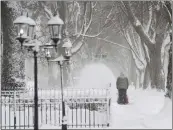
[62,38,72,60]
[13,15,36,45]
[47,15,64,44]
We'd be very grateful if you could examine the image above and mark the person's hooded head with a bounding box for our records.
[120,72,125,78]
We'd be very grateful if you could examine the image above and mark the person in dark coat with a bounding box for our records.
[116,72,129,104]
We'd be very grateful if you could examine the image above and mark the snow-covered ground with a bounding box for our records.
[110,87,172,129]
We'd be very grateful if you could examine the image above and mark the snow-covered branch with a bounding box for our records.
[84,2,94,34]
[143,44,150,63]
[161,33,171,64]
[71,37,85,55]
[123,31,145,68]
[75,1,81,34]
[67,1,75,24]
[145,6,153,33]
[43,4,53,19]
[150,26,156,43]
[97,37,130,50]
[78,2,113,38]
[120,1,128,17]
[131,29,140,55]
[122,1,155,48]
[92,1,97,8]
[83,2,88,31]
[117,9,146,68]
[101,3,117,30]
[104,4,114,25]
[76,2,87,38]
[77,30,103,38]
[162,2,172,25]
[71,2,97,54]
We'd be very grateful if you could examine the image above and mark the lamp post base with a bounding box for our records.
[62,101,67,130]
[62,124,67,130]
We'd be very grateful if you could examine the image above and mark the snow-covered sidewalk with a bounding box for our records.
[110,88,172,129]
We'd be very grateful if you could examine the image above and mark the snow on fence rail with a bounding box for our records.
[2,88,110,98]
[1,87,111,129]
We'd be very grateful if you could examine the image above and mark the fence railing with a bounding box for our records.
[1,87,111,129]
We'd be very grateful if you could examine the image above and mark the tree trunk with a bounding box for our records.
[1,1,13,90]
[1,1,25,90]
[123,1,170,90]
[166,36,172,98]
[149,35,165,90]
[143,64,151,89]
[138,69,144,88]
[136,69,145,89]
[167,44,172,85]
[136,69,141,88]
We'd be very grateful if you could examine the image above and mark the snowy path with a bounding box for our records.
[110,88,172,129]
[110,103,148,129]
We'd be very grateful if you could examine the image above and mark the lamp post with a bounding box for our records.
[44,37,72,130]
[47,14,64,45]
[22,40,41,130]
[60,39,72,130]
[49,56,68,130]
[13,14,40,130]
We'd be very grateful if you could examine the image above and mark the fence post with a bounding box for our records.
[107,83,111,127]
[14,90,16,129]
[0,92,1,130]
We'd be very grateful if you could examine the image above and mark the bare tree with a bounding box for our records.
[121,1,172,89]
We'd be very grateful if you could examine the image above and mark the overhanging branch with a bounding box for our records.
[145,5,153,33]
[71,37,85,55]
[122,1,155,48]
[123,31,146,67]
[84,2,94,34]
[163,2,172,25]
[43,4,53,19]
[97,37,130,50]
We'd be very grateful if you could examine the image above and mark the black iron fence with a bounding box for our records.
[1,87,111,129]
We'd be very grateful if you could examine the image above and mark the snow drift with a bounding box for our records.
[77,63,118,102]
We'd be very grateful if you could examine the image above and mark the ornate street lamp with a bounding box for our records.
[47,14,64,45]
[13,14,39,130]
[45,47,52,59]
[43,38,72,130]
[62,37,72,60]
[43,42,72,130]
[13,14,36,46]
[42,42,54,60]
